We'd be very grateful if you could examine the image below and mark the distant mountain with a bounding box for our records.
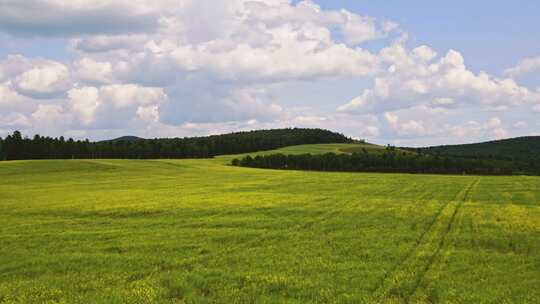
[409,136,540,162]
[107,136,144,142]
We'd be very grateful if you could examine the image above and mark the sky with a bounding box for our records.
[0,0,539,146]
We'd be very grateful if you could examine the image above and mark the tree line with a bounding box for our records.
[0,129,351,161]
[231,149,538,175]
[407,136,540,164]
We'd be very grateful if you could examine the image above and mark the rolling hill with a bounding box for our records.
[0,128,351,160]
[2,129,539,174]
[231,136,540,175]
[410,136,540,161]
[107,136,145,142]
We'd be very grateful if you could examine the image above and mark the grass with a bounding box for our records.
[0,144,539,303]
[219,143,390,162]
[220,143,362,160]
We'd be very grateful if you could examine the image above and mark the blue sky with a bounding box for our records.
[318,1,540,77]
[0,0,539,146]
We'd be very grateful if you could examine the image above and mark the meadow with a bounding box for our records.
[0,144,538,303]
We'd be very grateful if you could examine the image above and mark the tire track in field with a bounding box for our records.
[369,189,455,296]
[370,178,480,303]
[404,178,479,302]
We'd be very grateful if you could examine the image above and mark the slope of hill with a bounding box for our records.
[410,136,540,162]
[218,142,384,160]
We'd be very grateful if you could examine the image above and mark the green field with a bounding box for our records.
[0,144,539,303]
[223,143,364,159]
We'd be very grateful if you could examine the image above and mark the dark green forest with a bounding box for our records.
[408,136,540,163]
[2,128,538,175]
[0,128,350,160]
[232,148,540,175]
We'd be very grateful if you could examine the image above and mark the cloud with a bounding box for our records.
[0,82,35,116]
[0,0,176,37]
[0,0,396,136]
[412,45,437,62]
[339,45,540,114]
[31,104,66,123]
[0,83,27,107]
[0,113,32,129]
[376,104,519,144]
[222,88,283,120]
[70,35,149,53]
[1,0,399,48]
[64,0,395,83]
[53,0,398,129]
[287,112,380,139]
[0,1,537,144]
[294,115,328,124]
[513,121,528,129]
[449,117,508,140]
[73,58,114,84]
[68,84,167,127]
[429,97,456,108]
[384,112,428,136]
[1,55,71,98]
[384,112,398,127]
[0,81,36,130]
[136,105,160,123]
[504,55,540,77]
[197,0,398,46]
[67,87,100,126]
[14,62,70,97]
[30,104,73,134]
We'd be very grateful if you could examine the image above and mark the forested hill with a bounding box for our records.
[0,128,351,160]
[107,136,144,142]
[408,136,540,162]
[232,136,540,176]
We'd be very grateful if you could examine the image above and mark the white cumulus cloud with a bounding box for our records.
[14,62,70,97]
[339,45,540,114]
[68,84,167,127]
[504,55,540,77]
[0,1,537,144]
